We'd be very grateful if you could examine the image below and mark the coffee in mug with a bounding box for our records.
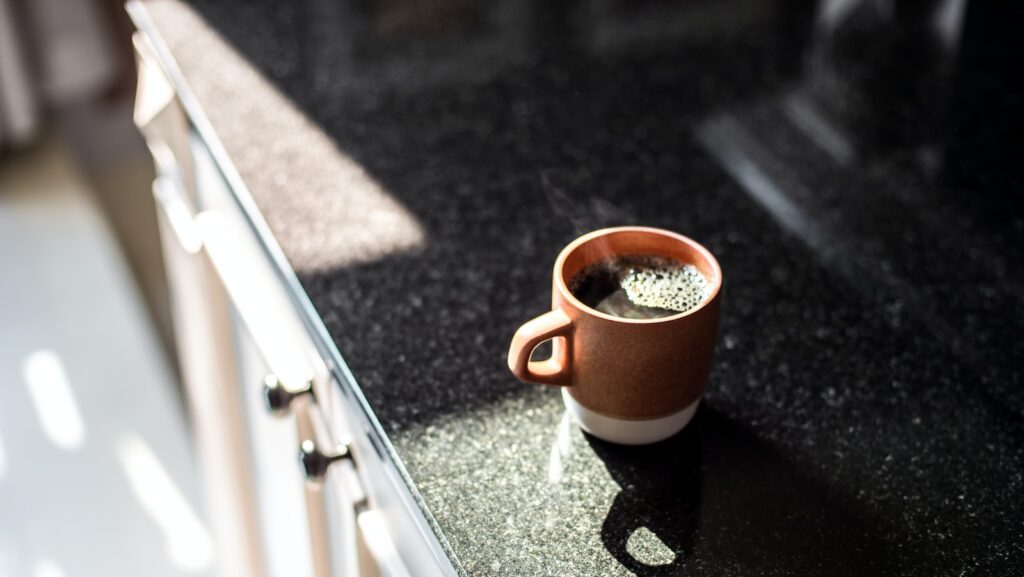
[569,255,711,320]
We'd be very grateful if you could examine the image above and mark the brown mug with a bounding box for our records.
[507,226,722,444]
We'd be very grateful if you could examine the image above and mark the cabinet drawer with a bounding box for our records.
[133,31,196,207]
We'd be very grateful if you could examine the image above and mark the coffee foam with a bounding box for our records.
[569,254,712,318]
[619,262,710,313]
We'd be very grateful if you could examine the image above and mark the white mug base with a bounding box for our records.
[561,388,700,445]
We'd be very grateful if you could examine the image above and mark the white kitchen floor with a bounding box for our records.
[0,135,214,577]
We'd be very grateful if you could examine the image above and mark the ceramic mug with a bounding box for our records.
[507,226,722,444]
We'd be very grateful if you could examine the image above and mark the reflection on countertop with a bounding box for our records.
[145,0,1023,574]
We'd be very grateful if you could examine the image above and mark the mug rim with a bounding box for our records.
[554,226,723,324]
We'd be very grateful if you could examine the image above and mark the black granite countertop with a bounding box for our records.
[144,0,1022,574]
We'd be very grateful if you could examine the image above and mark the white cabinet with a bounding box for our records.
[131,11,455,577]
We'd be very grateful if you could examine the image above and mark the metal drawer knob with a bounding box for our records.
[299,439,352,481]
[263,374,313,415]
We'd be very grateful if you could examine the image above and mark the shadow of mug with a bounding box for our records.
[589,405,911,576]
[588,417,702,575]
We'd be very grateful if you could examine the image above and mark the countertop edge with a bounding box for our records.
[125,2,468,574]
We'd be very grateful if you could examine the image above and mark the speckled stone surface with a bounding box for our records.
[145,0,1023,575]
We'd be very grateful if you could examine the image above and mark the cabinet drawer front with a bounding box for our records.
[133,31,196,207]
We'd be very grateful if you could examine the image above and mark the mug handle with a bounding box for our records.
[507,309,573,386]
